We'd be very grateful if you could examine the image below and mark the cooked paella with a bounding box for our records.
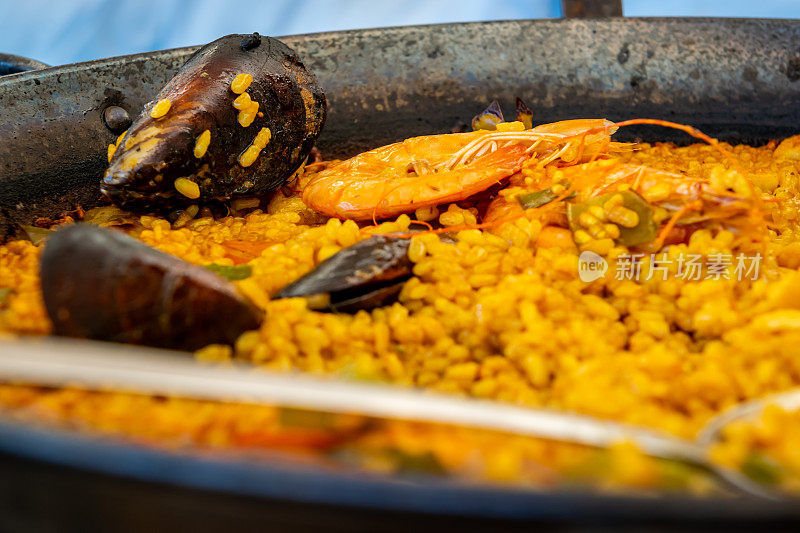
[2,33,800,496]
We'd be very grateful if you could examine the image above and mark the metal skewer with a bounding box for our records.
[0,338,789,499]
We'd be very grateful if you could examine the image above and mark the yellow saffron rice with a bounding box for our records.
[3,136,800,493]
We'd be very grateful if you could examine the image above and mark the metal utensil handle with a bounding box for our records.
[697,388,800,447]
[0,53,49,76]
[0,338,703,463]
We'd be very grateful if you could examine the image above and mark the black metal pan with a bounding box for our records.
[3,18,800,222]
[2,18,800,530]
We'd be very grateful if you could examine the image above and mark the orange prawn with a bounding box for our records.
[301,119,618,221]
[484,159,763,249]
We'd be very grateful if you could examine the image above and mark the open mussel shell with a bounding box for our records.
[515,97,533,129]
[39,224,262,351]
[471,99,504,131]
[273,236,412,313]
[102,33,326,212]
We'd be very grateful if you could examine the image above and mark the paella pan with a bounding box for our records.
[2,17,800,528]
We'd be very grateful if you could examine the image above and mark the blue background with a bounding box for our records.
[0,0,798,66]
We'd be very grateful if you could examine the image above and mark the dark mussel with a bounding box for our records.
[273,236,412,313]
[102,33,326,212]
[515,97,533,129]
[40,224,262,350]
[471,100,504,131]
[0,209,25,244]
[472,98,534,131]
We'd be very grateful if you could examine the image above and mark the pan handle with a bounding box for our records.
[0,53,49,76]
[561,0,623,17]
